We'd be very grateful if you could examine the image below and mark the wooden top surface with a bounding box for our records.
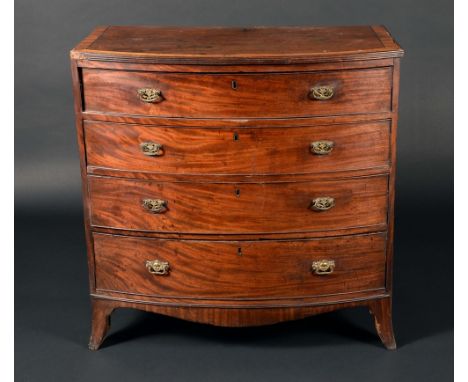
[71,25,403,64]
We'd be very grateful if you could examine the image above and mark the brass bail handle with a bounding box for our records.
[312,260,335,275]
[138,88,164,103]
[142,199,168,213]
[140,141,164,156]
[310,197,335,211]
[145,260,170,275]
[309,86,334,100]
[310,140,334,155]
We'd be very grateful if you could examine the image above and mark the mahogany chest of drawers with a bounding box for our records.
[70,26,403,350]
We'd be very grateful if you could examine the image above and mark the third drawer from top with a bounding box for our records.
[88,175,388,235]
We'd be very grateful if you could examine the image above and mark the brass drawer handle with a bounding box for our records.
[146,260,170,275]
[309,86,334,100]
[142,199,168,213]
[310,140,334,155]
[310,197,335,211]
[312,260,335,275]
[137,88,164,103]
[140,141,164,156]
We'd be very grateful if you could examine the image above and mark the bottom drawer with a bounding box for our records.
[93,233,387,300]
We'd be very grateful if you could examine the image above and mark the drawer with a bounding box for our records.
[93,232,387,299]
[88,175,388,234]
[82,68,392,118]
[85,121,390,175]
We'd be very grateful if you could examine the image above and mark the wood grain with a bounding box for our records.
[85,120,390,176]
[88,175,388,234]
[88,298,113,351]
[70,25,404,350]
[87,296,392,349]
[93,232,386,299]
[71,25,403,64]
[76,57,395,74]
[92,288,388,308]
[90,225,388,241]
[81,111,394,134]
[386,58,401,292]
[70,60,97,292]
[369,297,396,350]
[82,68,392,118]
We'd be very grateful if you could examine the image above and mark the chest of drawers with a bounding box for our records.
[70,25,403,350]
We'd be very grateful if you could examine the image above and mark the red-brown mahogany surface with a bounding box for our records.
[88,175,389,234]
[84,120,390,176]
[71,25,403,351]
[82,68,392,118]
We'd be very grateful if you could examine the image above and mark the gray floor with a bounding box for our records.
[15,210,453,382]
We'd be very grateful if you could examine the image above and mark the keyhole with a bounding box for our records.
[231,80,237,90]
[233,132,239,141]
[235,188,240,197]
[237,247,242,256]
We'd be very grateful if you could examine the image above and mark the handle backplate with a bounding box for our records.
[310,197,335,211]
[140,141,164,156]
[138,88,164,103]
[310,140,334,155]
[142,199,168,213]
[312,259,335,275]
[145,260,170,275]
[309,86,334,100]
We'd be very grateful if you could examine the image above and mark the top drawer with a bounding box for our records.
[82,68,392,118]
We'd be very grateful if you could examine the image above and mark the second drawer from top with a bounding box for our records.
[85,120,390,176]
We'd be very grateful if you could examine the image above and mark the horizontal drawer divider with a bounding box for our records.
[81,111,396,127]
[90,223,388,237]
[87,166,391,181]
[90,225,388,241]
[90,292,391,310]
[93,287,388,303]
[91,230,388,243]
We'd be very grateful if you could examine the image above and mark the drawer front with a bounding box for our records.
[93,232,386,299]
[85,121,390,175]
[82,68,392,118]
[88,176,388,234]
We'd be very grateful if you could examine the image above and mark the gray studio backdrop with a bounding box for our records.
[15,0,453,214]
[15,1,453,381]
